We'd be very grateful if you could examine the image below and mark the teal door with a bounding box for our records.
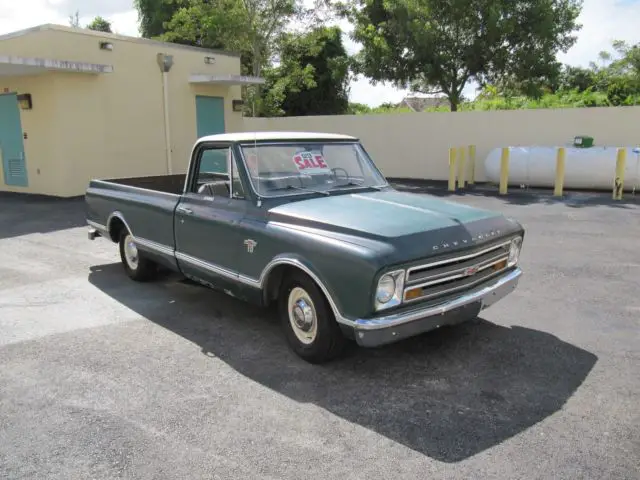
[195,95,225,137]
[195,96,226,174]
[0,93,27,187]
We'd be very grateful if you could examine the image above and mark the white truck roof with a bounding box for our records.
[198,131,358,142]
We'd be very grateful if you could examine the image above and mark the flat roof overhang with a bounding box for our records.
[0,55,113,76]
[189,73,265,86]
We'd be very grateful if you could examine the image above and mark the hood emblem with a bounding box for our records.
[432,229,501,251]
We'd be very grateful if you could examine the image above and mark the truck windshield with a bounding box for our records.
[239,141,388,197]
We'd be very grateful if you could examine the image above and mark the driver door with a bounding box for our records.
[174,142,248,293]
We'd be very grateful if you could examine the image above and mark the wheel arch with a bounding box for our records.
[107,211,133,243]
[260,256,347,325]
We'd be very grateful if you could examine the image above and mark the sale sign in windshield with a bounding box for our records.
[292,151,330,175]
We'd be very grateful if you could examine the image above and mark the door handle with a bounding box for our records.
[177,206,193,215]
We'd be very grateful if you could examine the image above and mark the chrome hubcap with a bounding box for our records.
[123,234,139,270]
[287,287,317,344]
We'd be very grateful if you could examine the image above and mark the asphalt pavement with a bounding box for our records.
[0,190,638,479]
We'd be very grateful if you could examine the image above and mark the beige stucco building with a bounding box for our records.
[0,24,262,197]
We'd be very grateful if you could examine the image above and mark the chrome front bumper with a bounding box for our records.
[351,267,522,347]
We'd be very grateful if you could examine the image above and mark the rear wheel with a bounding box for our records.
[278,270,346,363]
[118,230,158,282]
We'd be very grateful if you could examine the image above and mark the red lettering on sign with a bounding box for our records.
[314,155,327,168]
[293,151,329,174]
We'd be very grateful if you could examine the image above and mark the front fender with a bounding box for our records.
[259,253,349,321]
[239,219,387,321]
[258,247,382,322]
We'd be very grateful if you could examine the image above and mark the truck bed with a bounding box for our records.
[86,174,186,271]
[101,174,187,195]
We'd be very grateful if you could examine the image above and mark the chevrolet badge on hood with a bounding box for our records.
[432,229,502,251]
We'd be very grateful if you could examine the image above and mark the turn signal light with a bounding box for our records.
[404,288,422,301]
[494,259,507,271]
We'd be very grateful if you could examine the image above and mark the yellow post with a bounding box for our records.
[554,147,566,197]
[613,148,627,200]
[468,145,476,185]
[499,147,510,195]
[448,147,457,191]
[457,146,466,189]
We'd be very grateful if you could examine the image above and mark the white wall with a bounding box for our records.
[244,106,640,182]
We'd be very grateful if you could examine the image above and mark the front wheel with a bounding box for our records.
[278,271,346,363]
[118,230,158,282]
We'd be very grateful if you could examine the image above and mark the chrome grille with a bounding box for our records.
[404,240,511,303]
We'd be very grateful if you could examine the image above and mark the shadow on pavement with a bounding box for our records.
[88,263,598,463]
[390,180,640,209]
[0,193,86,240]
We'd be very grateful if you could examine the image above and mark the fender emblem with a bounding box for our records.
[244,239,257,253]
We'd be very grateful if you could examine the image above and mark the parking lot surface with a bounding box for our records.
[1,190,638,479]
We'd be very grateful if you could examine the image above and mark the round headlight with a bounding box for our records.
[376,274,396,304]
[508,237,523,266]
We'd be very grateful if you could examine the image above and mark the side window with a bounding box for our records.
[193,146,230,197]
[199,147,228,177]
[192,145,247,200]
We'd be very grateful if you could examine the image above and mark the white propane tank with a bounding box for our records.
[484,146,640,191]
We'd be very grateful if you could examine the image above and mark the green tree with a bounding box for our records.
[486,61,563,100]
[626,45,640,78]
[162,0,299,79]
[69,10,80,27]
[558,65,596,92]
[577,40,640,95]
[608,41,640,86]
[137,0,251,77]
[346,102,373,114]
[340,0,583,111]
[134,0,182,39]
[86,16,113,33]
[607,76,634,106]
[160,0,302,115]
[262,26,350,116]
[597,50,612,68]
[160,0,232,48]
[134,0,342,116]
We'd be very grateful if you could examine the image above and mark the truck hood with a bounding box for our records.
[268,190,522,263]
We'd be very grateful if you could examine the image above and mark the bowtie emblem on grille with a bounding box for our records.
[463,266,479,276]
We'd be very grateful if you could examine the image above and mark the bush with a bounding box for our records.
[346,86,634,114]
[607,78,634,106]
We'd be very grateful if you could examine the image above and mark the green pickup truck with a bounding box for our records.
[86,131,524,363]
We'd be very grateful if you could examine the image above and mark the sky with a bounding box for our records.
[1,0,639,107]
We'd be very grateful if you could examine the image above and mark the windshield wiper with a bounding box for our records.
[330,180,385,191]
[270,185,330,196]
